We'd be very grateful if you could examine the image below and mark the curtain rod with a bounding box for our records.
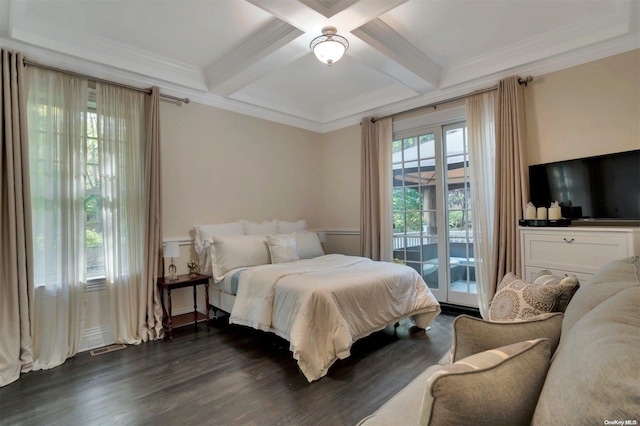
[371,75,533,123]
[23,59,190,104]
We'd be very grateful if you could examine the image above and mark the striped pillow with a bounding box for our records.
[420,338,551,426]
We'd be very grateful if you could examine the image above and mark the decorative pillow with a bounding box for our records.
[278,219,308,234]
[243,220,278,235]
[194,222,245,273]
[533,269,580,312]
[267,233,299,264]
[420,338,551,426]
[488,273,563,322]
[210,234,270,281]
[450,313,564,364]
[295,231,325,259]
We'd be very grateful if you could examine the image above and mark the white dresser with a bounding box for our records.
[520,226,640,282]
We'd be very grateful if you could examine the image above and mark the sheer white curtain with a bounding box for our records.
[27,67,87,369]
[466,91,497,318]
[96,83,149,344]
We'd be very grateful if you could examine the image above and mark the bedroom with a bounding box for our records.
[1,0,639,423]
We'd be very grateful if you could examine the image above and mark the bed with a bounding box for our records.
[194,220,441,382]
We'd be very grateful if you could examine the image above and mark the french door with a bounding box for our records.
[392,121,477,307]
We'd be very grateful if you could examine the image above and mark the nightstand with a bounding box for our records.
[157,273,211,342]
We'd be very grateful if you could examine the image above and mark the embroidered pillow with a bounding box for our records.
[267,233,299,264]
[488,273,563,322]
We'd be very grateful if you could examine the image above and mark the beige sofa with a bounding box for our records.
[359,256,640,426]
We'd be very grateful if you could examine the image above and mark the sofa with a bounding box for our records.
[359,256,640,426]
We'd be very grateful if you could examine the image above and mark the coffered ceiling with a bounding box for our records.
[0,0,638,132]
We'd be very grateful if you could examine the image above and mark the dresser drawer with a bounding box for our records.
[522,231,631,275]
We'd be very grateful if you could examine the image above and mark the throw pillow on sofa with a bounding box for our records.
[449,313,563,363]
[488,273,563,321]
[420,338,551,426]
[533,269,580,312]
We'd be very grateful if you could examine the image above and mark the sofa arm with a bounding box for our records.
[450,313,563,363]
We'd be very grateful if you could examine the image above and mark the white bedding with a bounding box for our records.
[229,254,441,382]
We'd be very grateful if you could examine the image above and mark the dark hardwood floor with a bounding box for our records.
[0,313,455,426]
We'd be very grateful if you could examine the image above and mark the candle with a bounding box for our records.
[548,206,561,220]
[537,207,547,220]
[524,205,536,220]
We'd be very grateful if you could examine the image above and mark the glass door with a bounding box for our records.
[392,122,477,307]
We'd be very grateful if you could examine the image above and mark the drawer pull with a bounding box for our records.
[563,238,575,243]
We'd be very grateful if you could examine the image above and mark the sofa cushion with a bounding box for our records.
[533,270,580,312]
[450,313,563,363]
[421,338,551,426]
[562,256,640,333]
[532,286,640,425]
[488,273,563,321]
[356,365,440,426]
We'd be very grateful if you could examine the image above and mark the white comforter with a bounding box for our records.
[229,254,441,382]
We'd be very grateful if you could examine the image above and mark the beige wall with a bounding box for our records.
[160,102,324,240]
[526,49,640,165]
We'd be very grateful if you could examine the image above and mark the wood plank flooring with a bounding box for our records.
[0,313,455,426]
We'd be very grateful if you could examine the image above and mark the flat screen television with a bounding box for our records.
[529,149,640,223]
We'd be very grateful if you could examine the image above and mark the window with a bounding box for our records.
[85,100,105,281]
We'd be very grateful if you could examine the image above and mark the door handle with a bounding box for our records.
[563,238,575,243]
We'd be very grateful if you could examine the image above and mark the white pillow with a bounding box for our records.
[194,222,245,273]
[243,220,278,235]
[267,233,299,264]
[278,219,308,234]
[210,234,270,281]
[295,231,325,259]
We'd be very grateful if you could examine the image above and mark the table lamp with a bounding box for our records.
[163,241,180,280]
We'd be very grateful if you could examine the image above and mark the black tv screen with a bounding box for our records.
[529,150,640,220]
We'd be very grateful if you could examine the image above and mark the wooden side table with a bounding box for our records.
[157,273,212,342]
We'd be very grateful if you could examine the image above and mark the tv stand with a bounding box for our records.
[520,225,640,281]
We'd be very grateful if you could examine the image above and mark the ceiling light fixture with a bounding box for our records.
[310,26,349,66]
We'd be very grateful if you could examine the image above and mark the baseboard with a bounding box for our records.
[439,302,481,318]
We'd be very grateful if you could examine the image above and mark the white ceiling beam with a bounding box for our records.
[210,36,312,96]
[246,0,325,33]
[352,18,440,88]
[329,0,408,33]
[205,19,303,93]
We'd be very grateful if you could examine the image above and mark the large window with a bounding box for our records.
[85,103,105,280]
[392,115,477,307]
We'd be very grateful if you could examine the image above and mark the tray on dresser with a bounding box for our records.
[519,219,571,227]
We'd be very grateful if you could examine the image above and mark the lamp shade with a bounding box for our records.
[310,26,349,65]
[163,241,180,258]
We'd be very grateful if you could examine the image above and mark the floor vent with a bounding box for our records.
[90,344,126,357]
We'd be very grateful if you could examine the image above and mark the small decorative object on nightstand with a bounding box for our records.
[157,273,211,342]
[187,260,199,277]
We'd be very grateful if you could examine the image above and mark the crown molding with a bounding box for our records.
[10,16,207,92]
[440,4,632,88]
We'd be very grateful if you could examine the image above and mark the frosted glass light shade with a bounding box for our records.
[310,26,349,65]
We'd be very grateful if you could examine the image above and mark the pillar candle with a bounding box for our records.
[548,206,561,220]
[524,205,536,220]
[537,207,547,220]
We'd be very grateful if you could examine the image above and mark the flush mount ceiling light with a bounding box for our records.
[310,26,349,66]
